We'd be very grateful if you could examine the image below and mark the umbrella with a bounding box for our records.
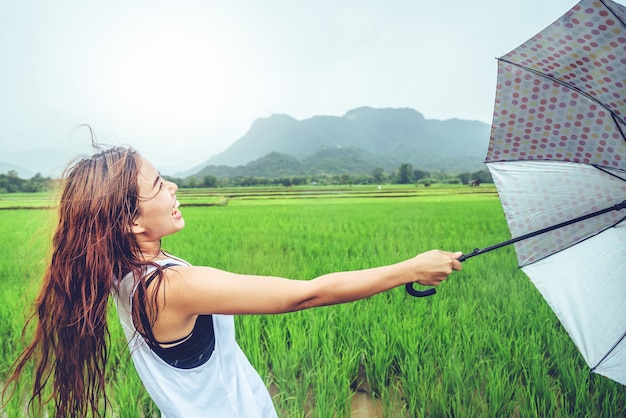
[406,0,626,386]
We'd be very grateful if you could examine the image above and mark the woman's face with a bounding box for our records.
[132,156,185,241]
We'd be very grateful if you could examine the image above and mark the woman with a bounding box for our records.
[3,145,462,417]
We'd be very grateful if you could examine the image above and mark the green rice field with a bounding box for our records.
[1,185,624,417]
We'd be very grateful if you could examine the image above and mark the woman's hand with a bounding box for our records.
[410,250,463,287]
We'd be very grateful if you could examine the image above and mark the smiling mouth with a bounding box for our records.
[172,200,182,218]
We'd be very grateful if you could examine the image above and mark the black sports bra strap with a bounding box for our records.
[137,263,179,345]
[145,263,178,288]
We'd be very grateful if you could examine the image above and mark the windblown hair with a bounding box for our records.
[3,145,158,417]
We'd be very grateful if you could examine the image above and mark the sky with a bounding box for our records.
[0,0,592,173]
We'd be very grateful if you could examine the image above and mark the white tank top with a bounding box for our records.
[112,257,277,418]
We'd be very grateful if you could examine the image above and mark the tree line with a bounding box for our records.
[1,164,493,193]
[164,164,493,188]
[0,171,52,193]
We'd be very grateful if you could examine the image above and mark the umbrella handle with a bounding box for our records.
[405,252,471,297]
[405,283,437,297]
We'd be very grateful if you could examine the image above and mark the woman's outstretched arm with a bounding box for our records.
[157,250,462,316]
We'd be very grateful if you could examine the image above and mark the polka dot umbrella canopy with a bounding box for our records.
[407,0,626,387]
[487,0,626,386]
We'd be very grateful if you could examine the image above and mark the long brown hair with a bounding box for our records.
[3,145,152,417]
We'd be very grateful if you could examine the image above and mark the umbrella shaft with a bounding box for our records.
[460,200,626,262]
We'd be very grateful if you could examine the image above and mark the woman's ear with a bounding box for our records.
[130,219,145,234]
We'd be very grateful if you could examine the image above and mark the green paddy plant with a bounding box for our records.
[1,186,625,417]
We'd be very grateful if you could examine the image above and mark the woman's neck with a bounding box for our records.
[137,240,165,261]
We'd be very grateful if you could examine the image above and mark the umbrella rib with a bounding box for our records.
[460,200,626,262]
[591,329,626,375]
[518,212,626,267]
[596,165,626,182]
[612,113,626,144]
[600,0,626,30]
[497,58,626,127]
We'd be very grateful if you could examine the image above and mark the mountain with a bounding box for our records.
[302,147,399,174]
[0,148,77,177]
[3,107,492,179]
[194,147,401,179]
[185,107,491,178]
[0,162,34,178]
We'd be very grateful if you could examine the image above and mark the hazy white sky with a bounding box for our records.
[0,0,591,172]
